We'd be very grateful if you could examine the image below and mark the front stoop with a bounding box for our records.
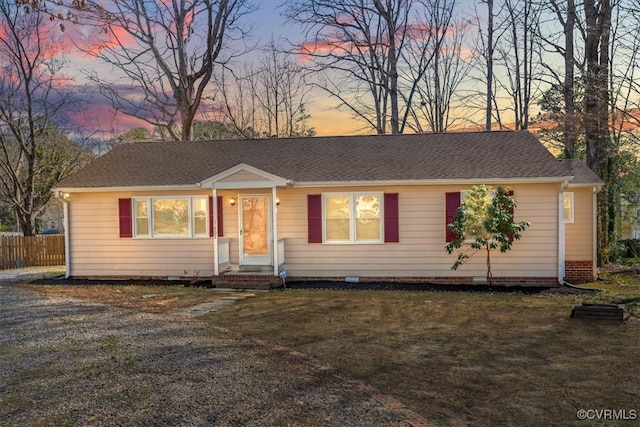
[213,272,279,290]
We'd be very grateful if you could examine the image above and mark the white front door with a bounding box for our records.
[239,195,272,266]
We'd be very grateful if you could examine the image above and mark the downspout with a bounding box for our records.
[61,193,71,279]
[558,180,570,285]
[272,186,279,277]
[592,185,599,281]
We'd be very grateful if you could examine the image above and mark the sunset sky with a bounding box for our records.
[53,0,369,139]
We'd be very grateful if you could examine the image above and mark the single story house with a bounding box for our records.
[53,131,603,288]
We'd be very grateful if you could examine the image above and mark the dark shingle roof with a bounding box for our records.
[559,158,604,185]
[56,131,600,189]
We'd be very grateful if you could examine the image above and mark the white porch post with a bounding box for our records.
[212,188,219,277]
[272,186,279,276]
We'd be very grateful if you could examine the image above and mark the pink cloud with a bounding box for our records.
[82,23,136,56]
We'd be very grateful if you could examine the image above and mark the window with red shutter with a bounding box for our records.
[118,198,133,238]
[209,196,224,237]
[445,192,461,242]
[308,192,398,244]
[384,193,399,242]
[307,194,322,243]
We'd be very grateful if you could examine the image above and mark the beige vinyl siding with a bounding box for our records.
[68,190,215,278]
[565,187,595,261]
[277,183,559,278]
[67,183,563,279]
[218,170,267,184]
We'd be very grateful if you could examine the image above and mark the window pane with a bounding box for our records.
[326,196,350,241]
[153,199,189,235]
[355,195,381,240]
[356,218,380,240]
[135,200,149,236]
[192,198,207,236]
[564,194,572,221]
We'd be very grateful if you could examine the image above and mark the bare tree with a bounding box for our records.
[495,0,543,130]
[484,0,494,131]
[536,0,581,157]
[82,0,254,141]
[0,1,91,235]
[283,0,413,134]
[467,0,505,130]
[409,0,470,133]
[211,41,315,138]
[583,0,614,262]
[256,41,315,137]
[564,0,577,157]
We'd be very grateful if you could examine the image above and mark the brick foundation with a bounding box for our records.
[213,274,279,290]
[71,274,561,288]
[564,260,595,283]
[284,276,560,288]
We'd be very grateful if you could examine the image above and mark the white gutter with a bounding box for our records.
[52,184,201,193]
[53,176,576,193]
[294,176,576,188]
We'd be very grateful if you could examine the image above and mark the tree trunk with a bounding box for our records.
[485,0,494,132]
[584,0,613,264]
[17,211,35,237]
[485,243,493,285]
[564,0,576,158]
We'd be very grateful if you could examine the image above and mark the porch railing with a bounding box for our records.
[277,238,285,266]
[218,238,230,266]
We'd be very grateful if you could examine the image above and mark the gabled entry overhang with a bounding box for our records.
[200,163,290,280]
[199,163,290,189]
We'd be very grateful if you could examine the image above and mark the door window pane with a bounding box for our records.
[242,197,269,255]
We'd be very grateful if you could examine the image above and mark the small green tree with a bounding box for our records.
[445,185,531,285]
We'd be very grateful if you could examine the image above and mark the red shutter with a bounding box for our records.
[118,198,133,238]
[217,196,224,237]
[384,193,399,242]
[307,194,322,243]
[445,192,461,242]
[209,196,224,237]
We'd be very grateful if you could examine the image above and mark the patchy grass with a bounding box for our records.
[25,276,640,426]
[23,284,240,314]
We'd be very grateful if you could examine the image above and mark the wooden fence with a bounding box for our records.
[0,235,65,270]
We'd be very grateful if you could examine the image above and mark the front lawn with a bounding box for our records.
[27,276,640,426]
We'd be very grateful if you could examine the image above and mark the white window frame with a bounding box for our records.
[132,196,209,238]
[322,192,384,244]
[564,192,574,224]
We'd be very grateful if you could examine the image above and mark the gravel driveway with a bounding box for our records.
[0,284,406,427]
